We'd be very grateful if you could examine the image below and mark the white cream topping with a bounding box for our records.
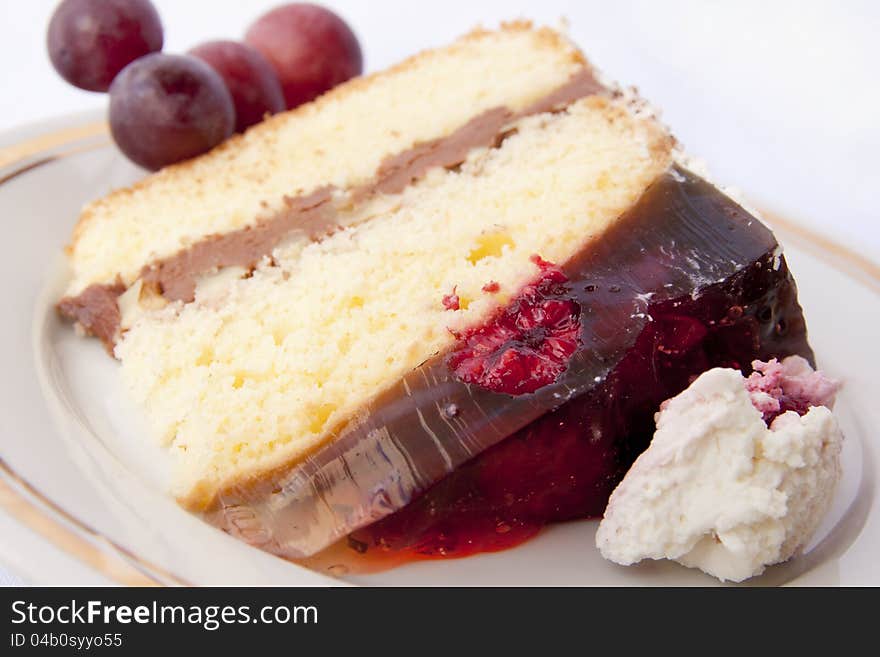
[596,367,842,582]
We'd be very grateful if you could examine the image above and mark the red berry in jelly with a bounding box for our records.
[448,259,580,395]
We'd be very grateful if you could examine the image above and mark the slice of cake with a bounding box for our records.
[58,22,814,561]
[60,22,591,347]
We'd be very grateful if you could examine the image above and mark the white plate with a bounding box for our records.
[0,112,877,586]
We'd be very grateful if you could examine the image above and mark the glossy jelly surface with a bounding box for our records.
[211,167,813,561]
[353,254,808,559]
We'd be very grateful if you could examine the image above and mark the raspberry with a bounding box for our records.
[745,357,840,424]
[447,257,580,395]
[442,287,460,311]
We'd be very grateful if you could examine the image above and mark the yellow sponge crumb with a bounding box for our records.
[115,96,672,508]
[65,24,584,297]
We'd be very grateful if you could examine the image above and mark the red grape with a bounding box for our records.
[47,0,163,92]
[108,54,235,171]
[245,3,362,109]
[189,40,285,133]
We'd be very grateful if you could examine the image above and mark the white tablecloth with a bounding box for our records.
[1,0,876,585]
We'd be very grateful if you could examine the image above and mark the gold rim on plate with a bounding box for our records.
[0,120,876,587]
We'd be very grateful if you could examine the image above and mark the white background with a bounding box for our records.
[0,0,878,584]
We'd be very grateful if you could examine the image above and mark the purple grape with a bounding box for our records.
[47,0,163,92]
[108,54,235,171]
[189,40,285,133]
[245,3,362,109]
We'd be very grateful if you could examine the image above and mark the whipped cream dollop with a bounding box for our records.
[596,357,842,582]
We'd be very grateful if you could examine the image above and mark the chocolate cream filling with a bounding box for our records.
[57,68,604,352]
